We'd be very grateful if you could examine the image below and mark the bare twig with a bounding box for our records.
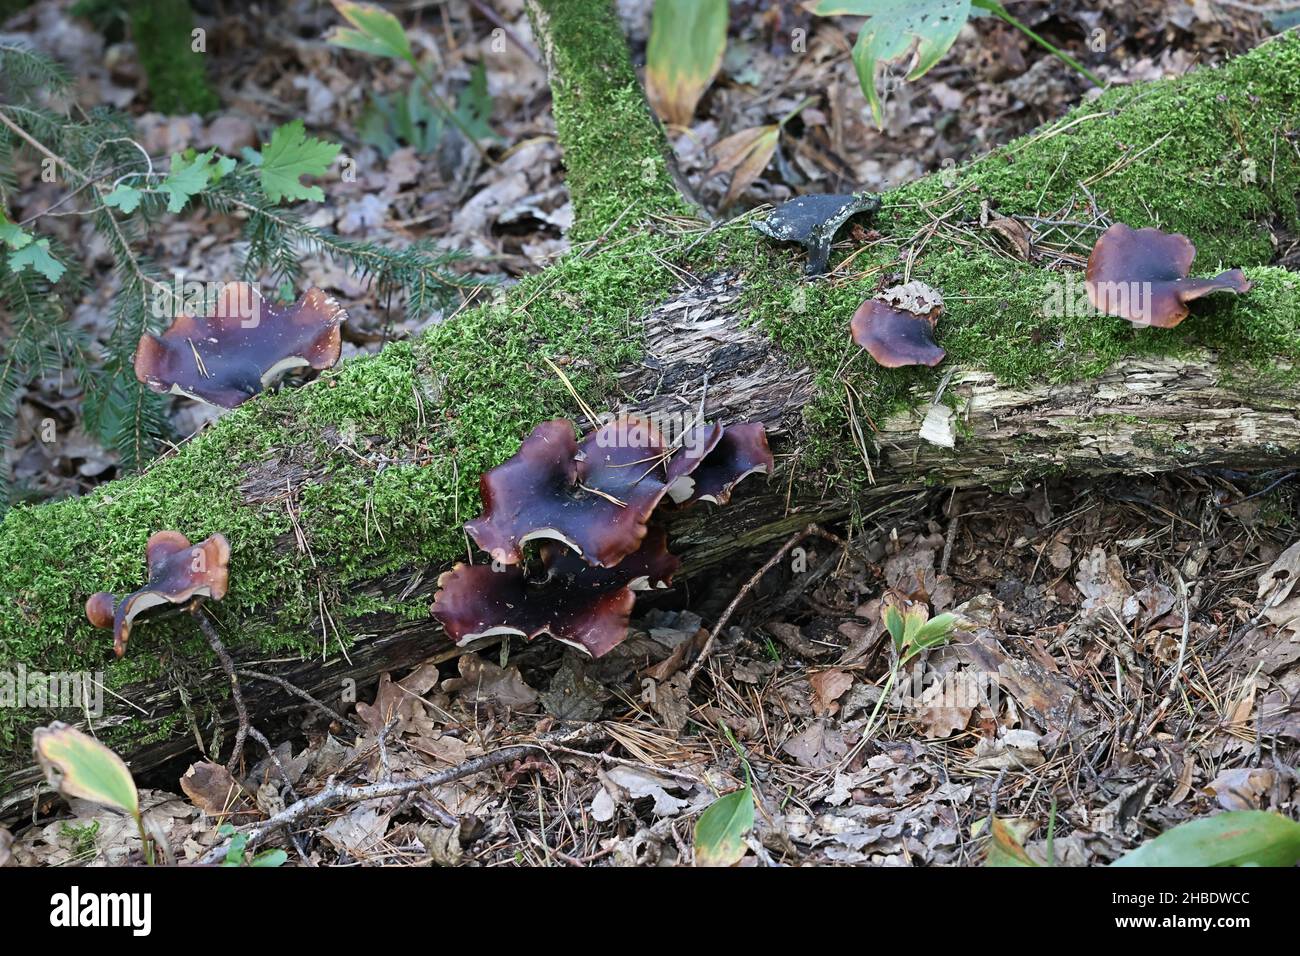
[236,668,361,733]
[197,745,538,864]
[193,610,250,772]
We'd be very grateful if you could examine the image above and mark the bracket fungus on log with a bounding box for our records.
[851,281,947,368]
[464,416,673,569]
[441,416,773,656]
[1085,223,1252,329]
[665,422,774,506]
[134,283,346,408]
[85,531,231,657]
[432,527,681,657]
[752,193,881,276]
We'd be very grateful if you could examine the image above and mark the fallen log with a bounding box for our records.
[2,2,1299,816]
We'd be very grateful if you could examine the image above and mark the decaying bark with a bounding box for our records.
[2,2,1299,815]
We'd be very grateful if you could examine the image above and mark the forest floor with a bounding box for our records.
[3,0,1298,866]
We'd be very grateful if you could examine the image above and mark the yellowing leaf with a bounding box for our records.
[33,722,139,818]
[708,124,778,208]
[693,784,754,866]
[646,0,728,127]
[327,0,414,64]
[985,816,1040,866]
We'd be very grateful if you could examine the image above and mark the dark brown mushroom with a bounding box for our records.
[85,531,231,657]
[433,527,680,656]
[1086,223,1252,329]
[539,525,680,591]
[431,564,636,657]
[665,422,774,507]
[850,283,946,368]
[134,283,346,408]
[464,415,672,569]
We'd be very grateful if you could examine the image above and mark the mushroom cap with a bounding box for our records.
[1085,223,1252,329]
[540,526,680,591]
[85,592,116,630]
[752,193,881,275]
[134,284,346,408]
[431,563,636,658]
[850,300,946,368]
[665,422,774,507]
[464,416,672,569]
[85,531,232,657]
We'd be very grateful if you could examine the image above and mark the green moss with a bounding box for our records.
[531,0,689,240]
[0,229,683,767]
[129,0,218,115]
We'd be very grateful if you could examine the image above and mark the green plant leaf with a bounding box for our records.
[327,0,414,65]
[250,848,288,867]
[256,120,342,204]
[454,62,495,142]
[0,209,32,250]
[912,612,958,650]
[812,0,972,127]
[883,604,905,648]
[1112,811,1300,867]
[158,150,231,213]
[646,0,728,127]
[103,184,144,213]
[7,237,66,283]
[693,784,754,867]
[33,723,139,818]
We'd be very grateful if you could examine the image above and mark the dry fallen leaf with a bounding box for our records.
[707,125,779,207]
[179,761,258,823]
[441,654,538,710]
[1076,547,1133,617]
[1206,767,1275,811]
[590,765,707,822]
[782,720,848,770]
[809,668,854,716]
[912,672,978,739]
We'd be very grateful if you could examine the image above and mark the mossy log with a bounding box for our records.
[2,2,1299,817]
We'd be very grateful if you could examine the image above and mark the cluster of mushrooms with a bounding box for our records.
[85,282,345,654]
[83,208,1253,659]
[846,221,1252,369]
[432,416,773,657]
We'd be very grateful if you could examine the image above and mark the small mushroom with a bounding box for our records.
[752,193,881,276]
[85,531,231,657]
[464,416,672,569]
[851,282,946,368]
[1086,223,1252,329]
[665,422,774,506]
[134,283,346,408]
